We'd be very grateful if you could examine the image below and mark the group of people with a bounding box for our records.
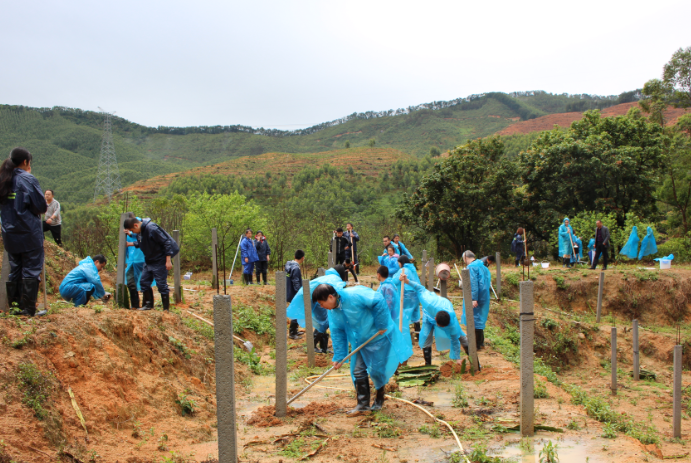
[239,229,271,285]
[558,218,611,270]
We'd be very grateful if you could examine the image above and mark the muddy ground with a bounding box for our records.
[2,247,691,462]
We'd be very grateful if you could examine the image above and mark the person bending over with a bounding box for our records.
[59,255,111,306]
[333,259,358,283]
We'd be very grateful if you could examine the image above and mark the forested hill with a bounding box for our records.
[0,90,638,205]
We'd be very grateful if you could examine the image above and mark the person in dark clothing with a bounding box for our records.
[590,220,610,270]
[0,148,48,317]
[240,228,259,285]
[479,255,495,267]
[254,231,271,285]
[285,250,306,339]
[333,259,358,283]
[331,228,349,265]
[343,223,360,273]
[42,189,62,246]
[512,228,525,266]
[123,217,180,311]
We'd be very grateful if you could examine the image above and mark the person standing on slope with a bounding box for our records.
[254,230,271,285]
[460,250,491,355]
[343,223,360,273]
[240,228,259,285]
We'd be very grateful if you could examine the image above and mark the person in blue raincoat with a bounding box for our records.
[376,265,413,357]
[571,236,584,264]
[391,255,422,339]
[460,251,491,352]
[587,237,596,265]
[619,226,640,260]
[377,245,400,276]
[59,255,111,306]
[312,283,413,414]
[399,272,464,367]
[240,228,259,285]
[558,218,576,268]
[392,234,413,260]
[124,213,156,309]
[638,226,658,260]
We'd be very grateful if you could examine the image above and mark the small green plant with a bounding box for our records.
[132,421,142,438]
[17,362,54,419]
[567,420,581,431]
[168,336,191,359]
[93,306,103,314]
[87,449,100,462]
[469,444,503,463]
[175,390,196,416]
[541,318,558,331]
[419,423,442,438]
[235,347,263,375]
[505,273,520,287]
[452,383,469,408]
[553,276,567,290]
[372,412,402,438]
[11,325,37,348]
[539,440,559,463]
[534,379,549,398]
[448,451,464,463]
[158,433,169,451]
[602,422,617,438]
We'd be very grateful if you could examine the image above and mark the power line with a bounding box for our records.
[93,108,122,202]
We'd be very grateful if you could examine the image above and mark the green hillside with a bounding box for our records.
[0,90,637,206]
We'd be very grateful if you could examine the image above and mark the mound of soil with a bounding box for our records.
[247,402,341,427]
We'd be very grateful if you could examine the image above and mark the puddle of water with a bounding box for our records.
[491,437,604,463]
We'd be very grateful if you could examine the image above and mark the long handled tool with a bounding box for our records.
[286,331,381,406]
[186,310,254,352]
[567,226,578,265]
[229,235,243,282]
[399,269,405,332]
[454,263,463,289]
[490,282,498,300]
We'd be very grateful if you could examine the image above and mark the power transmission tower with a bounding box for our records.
[93,108,122,202]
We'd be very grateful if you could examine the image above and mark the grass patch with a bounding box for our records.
[234,303,275,344]
[17,363,54,420]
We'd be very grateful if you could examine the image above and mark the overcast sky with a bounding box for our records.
[2,0,689,129]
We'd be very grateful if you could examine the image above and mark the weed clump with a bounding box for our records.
[16,362,54,419]
[175,390,196,416]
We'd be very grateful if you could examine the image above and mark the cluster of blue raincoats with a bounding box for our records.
[408,280,463,359]
[620,226,640,259]
[392,241,413,260]
[639,227,658,259]
[558,218,576,258]
[461,259,491,330]
[376,276,414,355]
[125,221,155,290]
[378,253,400,276]
[391,263,421,324]
[619,226,658,260]
[59,257,106,306]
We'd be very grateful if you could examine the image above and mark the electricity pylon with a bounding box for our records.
[93,108,122,202]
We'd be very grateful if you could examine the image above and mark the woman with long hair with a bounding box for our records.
[0,148,48,316]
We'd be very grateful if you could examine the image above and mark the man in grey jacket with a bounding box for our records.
[590,220,610,270]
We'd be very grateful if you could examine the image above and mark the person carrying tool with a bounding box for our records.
[0,148,48,317]
[240,228,259,284]
[378,245,400,276]
[343,223,360,273]
[399,272,463,367]
[312,282,413,414]
[123,217,179,311]
[254,231,271,285]
[391,256,421,340]
[59,255,112,306]
[558,218,577,268]
[331,228,349,265]
[392,234,413,260]
[285,250,306,340]
[460,250,491,352]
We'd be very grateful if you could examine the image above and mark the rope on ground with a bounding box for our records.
[303,374,470,463]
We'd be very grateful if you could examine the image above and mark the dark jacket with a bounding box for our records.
[343,231,359,262]
[594,225,610,248]
[133,218,179,264]
[255,238,271,261]
[285,260,302,303]
[333,264,358,282]
[1,168,47,253]
[331,235,349,260]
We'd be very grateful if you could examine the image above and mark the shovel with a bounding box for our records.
[186,310,254,352]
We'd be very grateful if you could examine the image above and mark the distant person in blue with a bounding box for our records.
[619,226,640,260]
[590,220,610,270]
[240,228,259,285]
[123,217,179,311]
[378,245,400,276]
[558,218,576,268]
[254,231,271,285]
[587,237,596,265]
[391,255,422,340]
[571,236,583,264]
[0,148,48,317]
[343,223,360,274]
[638,226,658,260]
[312,283,413,414]
[392,234,413,260]
[460,250,491,353]
[399,272,463,367]
[59,255,111,306]
[285,249,306,340]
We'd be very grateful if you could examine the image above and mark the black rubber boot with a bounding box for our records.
[161,293,170,311]
[139,289,154,311]
[423,347,433,366]
[6,281,20,311]
[320,332,332,354]
[475,329,485,349]
[313,330,323,353]
[262,272,268,285]
[20,279,40,317]
[371,386,386,411]
[461,344,482,372]
[563,257,569,268]
[347,379,371,416]
[414,322,421,340]
[129,288,140,309]
[289,319,303,339]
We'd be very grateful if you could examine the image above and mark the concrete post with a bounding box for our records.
[213,295,238,463]
[211,228,218,289]
[519,280,535,437]
[440,279,447,299]
[173,230,182,304]
[674,345,682,438]
[596,272,604,323]
[421,250,427,288]
[317,268,325,277]
[302,279,315,367]
[495,251,502,299]
[328,252,334,268]
[427,257,435,292]
[116,213,129,308]
[461,269,479,373]
[275,271,287,417]
[633,320,640,381]
[611,327,617,396]
[0,251,9,312]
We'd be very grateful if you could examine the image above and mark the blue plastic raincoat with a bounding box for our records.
[619,226,640,259]
[638,227,658,260]
[461,259,491,330]
[59,257,106,306]
[587,238,596,263]
[378,254,400,276]
[377,276,413,354]
[287,268,344,331]
[407,281,463,359]
[328,285,413,389]
[125,224,156,290]
[571,236,583,263]
[395,241,413,260]
[391,263,421,323]
[240,236,259,274]
[558,218,575,257]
